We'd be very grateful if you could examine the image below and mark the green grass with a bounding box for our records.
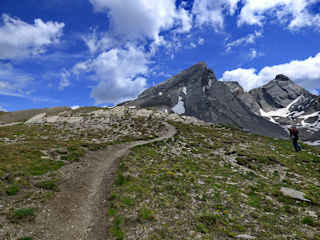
[110,216,124,240]
[302,216,316,226]
[0,118,160,204]
[138,207,155,222]
[6,185,19,196]
[8,208,35,223]
[35,180,58,191]
[105,120,320,240]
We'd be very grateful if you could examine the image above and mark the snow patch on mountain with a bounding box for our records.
[260,96,303,119]
[172,96,185,114]
[300,111,320,128]
[182,87,187,95]
[259,95,320,141]
[299,111,320,120]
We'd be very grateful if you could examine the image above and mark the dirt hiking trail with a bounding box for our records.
[32,122,176,240]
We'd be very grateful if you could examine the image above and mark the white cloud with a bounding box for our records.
[198,38,205,45]
[225,31,262,52]
[189,37,206,49]
[82,30,115,55]
[73,45,149,104]
[176,8,193,33]
[192,0,224,30]
[238,0,320,30]
[59,70,71,90]
[221,68,262,91]
[248,48,257,59]
[0,63,33,97]
[0,106,7,112]
[0,14,65,60]
[88,0,192,42]
[227,0,241,15]
[192,0,242,30]
[71,105,80,110]
[248,48,264,59]
[221,52,320,93]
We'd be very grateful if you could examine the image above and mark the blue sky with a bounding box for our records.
[0,0,320,112]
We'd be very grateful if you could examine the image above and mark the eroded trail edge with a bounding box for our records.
[33,122,176,240]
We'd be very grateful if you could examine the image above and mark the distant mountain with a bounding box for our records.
[225,74,320,144]
[120,62,288,139]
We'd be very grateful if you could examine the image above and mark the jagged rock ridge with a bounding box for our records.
[121,62,288,139]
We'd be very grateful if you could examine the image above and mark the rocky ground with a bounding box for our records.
[1,106,320,239]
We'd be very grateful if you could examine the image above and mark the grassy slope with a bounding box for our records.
[0,113,165,239]
[107,121,320,240]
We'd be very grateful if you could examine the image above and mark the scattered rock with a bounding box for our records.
[280,187,311,202]
[1,173,10,181]
[306,210,317,218]
[236,234,256,239]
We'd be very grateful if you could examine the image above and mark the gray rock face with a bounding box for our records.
[248,75,312,112]
[121,63,288,139]
[224,82,261,115]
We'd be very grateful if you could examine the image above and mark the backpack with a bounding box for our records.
[291,127,297,135]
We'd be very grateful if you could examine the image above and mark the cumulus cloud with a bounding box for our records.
[73,45,149,104]
[225,31,262,52]
[192,0,242,30]
[192,0,223,30]
[221,68,262,91]
[0,63,33,97]
[190,0,320,31]
[82,30,115,55]
[0,14,65,60]
[238,0,320,29]
[88,0,192,42]
[221,52,320,93]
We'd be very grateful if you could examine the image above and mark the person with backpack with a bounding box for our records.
[289,126,301,152]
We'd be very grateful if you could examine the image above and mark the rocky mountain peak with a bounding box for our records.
[135,62,214,100]
[121,63,288,139]
[248,74,312,112]
[275,74,290,81]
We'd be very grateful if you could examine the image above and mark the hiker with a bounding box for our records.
[289,126,301,152]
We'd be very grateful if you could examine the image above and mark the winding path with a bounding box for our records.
[33,122,176,240]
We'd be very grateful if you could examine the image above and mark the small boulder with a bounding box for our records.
[280,187,311,202]
[236,234,256,239]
